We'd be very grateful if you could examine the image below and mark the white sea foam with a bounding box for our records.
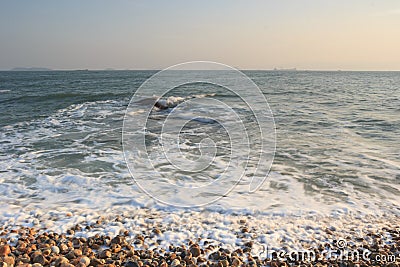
[0,95,398,219]
[0,203,397,253]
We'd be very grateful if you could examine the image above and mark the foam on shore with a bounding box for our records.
[1,204,398,256]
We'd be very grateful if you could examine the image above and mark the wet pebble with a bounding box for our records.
[0,245,11,256]
[189,245,201,257]
[51,245,60,254]
[79,256,91,266]
[171,259,180,267]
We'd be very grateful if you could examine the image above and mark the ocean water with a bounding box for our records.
[0,70,399,217]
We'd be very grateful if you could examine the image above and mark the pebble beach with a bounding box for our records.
[1,206,399,267]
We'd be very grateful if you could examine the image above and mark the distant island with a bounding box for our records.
[10,67,53,71]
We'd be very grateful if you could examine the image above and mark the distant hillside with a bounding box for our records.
[10,67,53,71]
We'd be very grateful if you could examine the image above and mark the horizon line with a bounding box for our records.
[1,68,400,72]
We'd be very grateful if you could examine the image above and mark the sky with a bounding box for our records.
[0,0,399,70]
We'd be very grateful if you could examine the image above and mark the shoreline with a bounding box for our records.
[1,208,399,267]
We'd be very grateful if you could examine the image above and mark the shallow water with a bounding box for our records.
[0,70,399,216]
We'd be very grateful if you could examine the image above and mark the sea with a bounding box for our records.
[0,70,399,220]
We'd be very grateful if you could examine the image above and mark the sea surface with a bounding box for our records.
[0,70,399,217]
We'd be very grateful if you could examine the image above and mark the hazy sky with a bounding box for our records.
[0,0,399,70]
